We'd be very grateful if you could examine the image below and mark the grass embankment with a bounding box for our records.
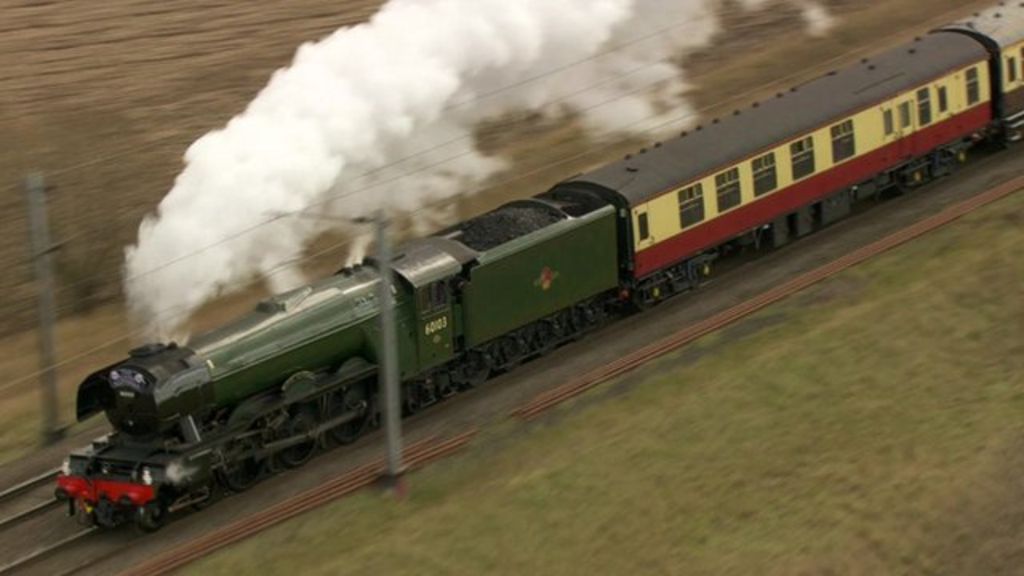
[191,192,1024,575]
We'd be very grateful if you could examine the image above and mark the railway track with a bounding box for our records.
[0,433,477,576]
[0,468,59,504]
[0,468,60,530]
[0,467,63,537]
[110,174,1020,576]
[0,467,101,576]
[0,527,98,576]
[120,430,478,576]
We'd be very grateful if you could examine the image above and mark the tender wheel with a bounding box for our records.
[534,320,560,354]
[218,458,263,493]
[451,351,490,390]
[135,500,167,533]
[275,408,318,469]
[496,336,525,370]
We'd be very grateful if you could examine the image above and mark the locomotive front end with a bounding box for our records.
[56,343,216,530]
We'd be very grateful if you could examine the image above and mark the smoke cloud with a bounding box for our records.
[125,0,833,339]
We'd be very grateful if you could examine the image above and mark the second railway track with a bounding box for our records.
[0,468,61,532]
[0,467,98,576]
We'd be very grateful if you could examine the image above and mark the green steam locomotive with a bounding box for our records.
[57,187,629,530]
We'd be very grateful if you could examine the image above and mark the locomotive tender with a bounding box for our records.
[57,4,1024,530]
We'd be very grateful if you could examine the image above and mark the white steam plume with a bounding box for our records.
[126,0,834,339]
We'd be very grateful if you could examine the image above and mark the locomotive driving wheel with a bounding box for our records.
[275,407,319,469]
[328,388,369,445]
[218,457,263,493]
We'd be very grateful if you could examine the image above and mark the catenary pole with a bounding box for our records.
[24,173,63,444]
[375,210,404,494]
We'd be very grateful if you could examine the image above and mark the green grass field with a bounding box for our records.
[190,192,1024,576]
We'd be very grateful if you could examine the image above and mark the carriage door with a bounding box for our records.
[416,281,454,369]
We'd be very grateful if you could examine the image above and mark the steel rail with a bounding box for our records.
[0,467,63,536]
[0,468,59,505]
[0,499,60,531]
[511,175,1024,420]
[0,526,97,576]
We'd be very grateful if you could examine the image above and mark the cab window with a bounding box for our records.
[417,282,448,313]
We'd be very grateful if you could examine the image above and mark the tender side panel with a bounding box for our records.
[630,61,991,278]
[461,208,619,347]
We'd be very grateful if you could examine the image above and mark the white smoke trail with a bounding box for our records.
[126,0,833,339]
[739,0,835,36]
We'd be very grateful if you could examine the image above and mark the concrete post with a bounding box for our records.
[24,173,63,444]
[375,211,404,494]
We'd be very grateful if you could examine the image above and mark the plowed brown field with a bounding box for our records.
[1,0,382,332]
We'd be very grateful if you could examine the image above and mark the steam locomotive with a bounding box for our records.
[56,4,1024,531]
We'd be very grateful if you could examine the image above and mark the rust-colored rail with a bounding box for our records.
[512,176,1024,420]
[120,430,478,576]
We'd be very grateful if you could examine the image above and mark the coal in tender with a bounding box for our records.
[447,204,565,251]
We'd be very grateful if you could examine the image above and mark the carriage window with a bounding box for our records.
[678,183,705,228]
[937,86,949,114]
[831,120,856,162]
[752,152,777,196]
[790,136,815,180]
[899,101,912,128]
[637,212,650,241]
[917,88,932,126]
[966,67,980,105]
[883,109,894,135]
[715,168,742,212]
[1009,57,1019,83]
